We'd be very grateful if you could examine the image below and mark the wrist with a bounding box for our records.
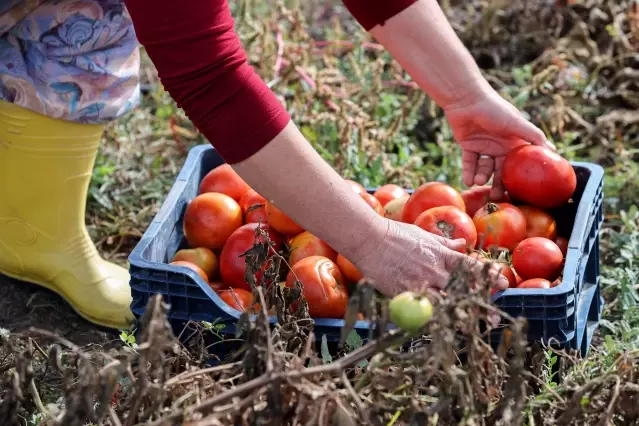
[439,74,494,112]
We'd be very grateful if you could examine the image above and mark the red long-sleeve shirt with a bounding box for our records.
[124,0,417,164]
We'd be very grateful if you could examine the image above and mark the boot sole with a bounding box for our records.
[0,269,134,331]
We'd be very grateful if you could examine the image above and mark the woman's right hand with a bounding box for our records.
[354,218,510,297]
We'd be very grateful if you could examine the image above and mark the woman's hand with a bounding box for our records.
[444,89,554,199]
[353,219,510,296]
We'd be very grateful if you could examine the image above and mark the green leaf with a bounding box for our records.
[345,329,363,350]
[321,334,332,364]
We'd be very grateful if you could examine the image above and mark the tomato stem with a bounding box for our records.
[486,202,499,214]
[436,220,454,239]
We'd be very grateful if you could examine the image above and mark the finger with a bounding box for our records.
[432,235,467,252]
[512,117,556,151]
[490,157,506,199]
[461,150,478,187]
[474,155,494,186]
[445,251,510,290]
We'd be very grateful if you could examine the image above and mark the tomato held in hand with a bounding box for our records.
[373,184,409,207]
[336,253,363,283]
[266,201,305,236]
[461,186,512,218]
[218,288,256,312]
[288,231,337,266]
[512,237,563,282]
[199,164,251,202]
[345,179,366,195]
[517,205,557,240]
[285,256,349,318]
[502,145,577,209]
[517,278,552,289]
[360,192,385,215]
[414,206,477,253]
[220,223,285,291]
[468,252,516,288]
[473,203,527,251]
[384,196,410,221]
[402,182,466,224]
[239,189,268,224]
[183,192,243,250]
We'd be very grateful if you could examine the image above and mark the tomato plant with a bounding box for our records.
[512,237,563,281]
[199,164,251,202]
[220,223,284,291]
[517,205,557,240]
[461,186,511,218]
[402,182,466,224]
[360,192,385,215]
[388,291,433,333]
[285,255,349,318]
[517,278,552,289]
[472,203,527,251]
[414,206,477,252]
[218,288,256,312]
[170,260,209,282]
[373,184,409,207]
[183,192,243,250]
[266,201,305,236]
[336,253,363,282]
[502,145,577,209]
[288,231,337,266]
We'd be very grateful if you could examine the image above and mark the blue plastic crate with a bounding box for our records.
[128,144,604,357]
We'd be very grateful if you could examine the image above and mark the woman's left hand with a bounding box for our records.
[444,89,555,199]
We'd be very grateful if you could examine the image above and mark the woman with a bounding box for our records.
[0,0,552,330]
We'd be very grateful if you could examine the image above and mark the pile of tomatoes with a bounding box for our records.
[169,144,577,320]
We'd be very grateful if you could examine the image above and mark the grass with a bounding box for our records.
[2,0,639,424]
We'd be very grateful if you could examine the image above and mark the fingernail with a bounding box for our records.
[498,276,509,290]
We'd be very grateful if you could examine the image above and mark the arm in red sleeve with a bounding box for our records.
[342,0,418,31]
[123,0,290,164]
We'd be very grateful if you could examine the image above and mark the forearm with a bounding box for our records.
[233,121,387,262]
[365,0,490,108]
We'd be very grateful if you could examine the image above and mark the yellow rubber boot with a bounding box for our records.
[0,100,134,330]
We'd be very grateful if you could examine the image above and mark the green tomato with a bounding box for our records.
[388,291,433,334]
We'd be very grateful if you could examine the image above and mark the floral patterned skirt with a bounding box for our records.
[0,0,140,124]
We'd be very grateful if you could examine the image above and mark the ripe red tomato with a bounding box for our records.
[172,247,218,280]
[468,252,516,288]
[555,236,568,258]
[373,184,409,207]
[285,256,349,318]
[402,182,466,224]
[208,281,230,292]
[183,192,243,250]
[199,164,251,202]
[239,189,268,224]
[414,206,477,253]
[336,253,363,282]
[220,223,284,291]
[512,237,563,281]
[360,192,385,215]
[266,201,305,236]
[472,203,527,251]
[170,260,209,282]
[461,186,512,218]
[502,145,577,209]
[345,179,366,195]
[288,231,337,266]
[218,288,256,312]
[517,278,551,289]
[517,205,558,240]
